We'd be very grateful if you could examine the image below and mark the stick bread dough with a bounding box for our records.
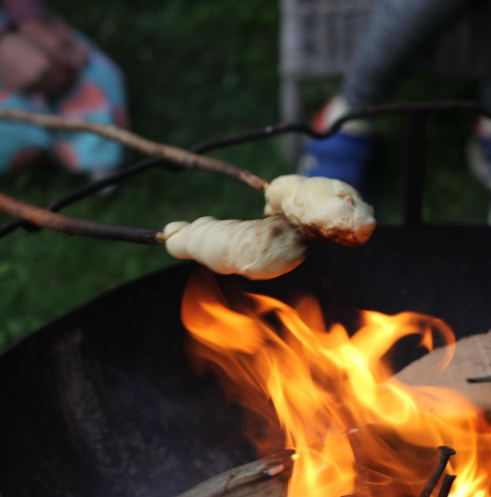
[165,216,306,280]
[265,175,376,246]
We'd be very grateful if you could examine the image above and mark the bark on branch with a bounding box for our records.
[0,190,167,244]
[0,109,269,192]
[176,450,295,497]
[0,109,270,243]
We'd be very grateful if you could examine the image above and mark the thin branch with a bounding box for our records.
[0,109,269,243]
[175,450,294,497]
[0,191,166,244]
[0,157,177,239]
[0,108,269,192]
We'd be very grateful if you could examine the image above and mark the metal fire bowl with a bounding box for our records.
[0,225,490,497]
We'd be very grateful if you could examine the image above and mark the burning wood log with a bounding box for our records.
[395,330,491,412]
[175,450,295,497]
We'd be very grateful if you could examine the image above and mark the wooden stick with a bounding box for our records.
[0,190,167,244]
[0,109,269,192]
[175,450,295,497]
[0,109,270,243]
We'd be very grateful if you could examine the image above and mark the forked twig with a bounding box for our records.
[0,110,270,243]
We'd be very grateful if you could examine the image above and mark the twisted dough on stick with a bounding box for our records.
[164,216,306,280]
[265,175,376,246]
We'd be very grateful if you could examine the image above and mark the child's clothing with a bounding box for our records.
[302,0,491,201]
[0,1,127,176]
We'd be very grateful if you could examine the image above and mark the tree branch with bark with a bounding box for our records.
[0,110,270,244]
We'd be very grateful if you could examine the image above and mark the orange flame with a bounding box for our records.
[182,272,491,497]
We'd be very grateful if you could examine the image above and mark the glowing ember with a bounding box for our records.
[182,272,491,497]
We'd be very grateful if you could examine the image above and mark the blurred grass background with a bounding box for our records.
[0,0,489,350]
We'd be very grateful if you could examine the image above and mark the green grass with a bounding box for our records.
[0,1,489,350]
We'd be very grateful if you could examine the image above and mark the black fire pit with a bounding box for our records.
[0,102,490,497]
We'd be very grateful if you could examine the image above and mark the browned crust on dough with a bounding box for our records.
[298,221,376,246]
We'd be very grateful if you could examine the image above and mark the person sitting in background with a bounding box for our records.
[0,0,127,181]
[300,0,491,197]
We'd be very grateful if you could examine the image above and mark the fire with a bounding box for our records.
[182,272,491,497]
